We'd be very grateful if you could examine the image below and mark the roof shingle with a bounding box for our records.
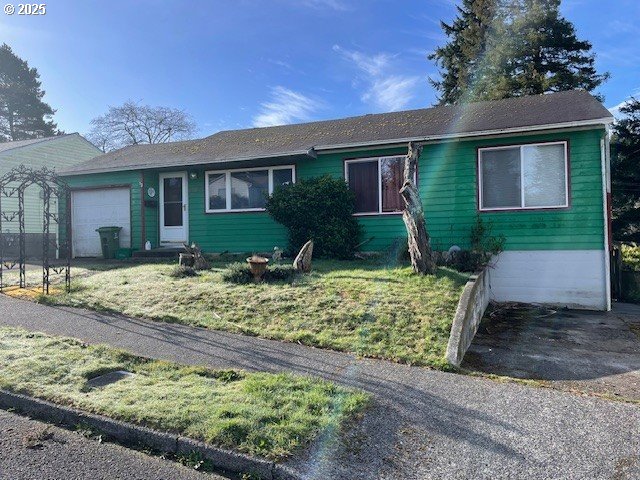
[62,90,613,175]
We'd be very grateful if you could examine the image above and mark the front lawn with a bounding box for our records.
[39,259,468,368]
[0,326,368,460]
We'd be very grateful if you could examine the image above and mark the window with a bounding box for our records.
[478,142,568,211]
[205,166,295,212]
[345,156,407,215]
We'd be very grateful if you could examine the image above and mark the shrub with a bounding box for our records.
[265,176,362,259]
[446,217,506,273]
[266,264,296,281]
[221,263,253,284]
[470,215,506,255]
[621,243,640,271]
[446,250,487,272]
[168,265,198,278]
[221,262,297,284]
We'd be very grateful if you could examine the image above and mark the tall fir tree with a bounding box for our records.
[429,0,498,105]
[0,43,57,142]
[611,99,640,241]
[430,0,608,104]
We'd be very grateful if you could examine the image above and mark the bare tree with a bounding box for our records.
[400,142,437,275]
[87,101,196,152]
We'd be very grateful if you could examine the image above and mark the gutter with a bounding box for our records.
[601,131,612,311]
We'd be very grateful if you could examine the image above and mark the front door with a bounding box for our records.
[159,172,188,244]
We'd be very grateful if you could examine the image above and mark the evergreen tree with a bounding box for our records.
[430,0,608,104]
[429,0,498,105]
[611,99,640,241]
[0,43,57,142]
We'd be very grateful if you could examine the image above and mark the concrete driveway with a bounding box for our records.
[464,302,640,401]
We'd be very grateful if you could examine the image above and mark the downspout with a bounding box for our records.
[600,132,612,311]
[140,171,146,251]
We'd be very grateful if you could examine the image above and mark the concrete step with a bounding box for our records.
[132,248,182,259]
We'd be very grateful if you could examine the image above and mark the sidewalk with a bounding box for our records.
[0,295,638,479]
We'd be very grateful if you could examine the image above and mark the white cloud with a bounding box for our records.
[252,86,323,127]
[609,100,629,119]
[333,45,420,111]
[332,45,392,77]
[609,92,640,119]
[362,76,421,111]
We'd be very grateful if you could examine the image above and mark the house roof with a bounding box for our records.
[0,135,73,155]
[62,90,613,176]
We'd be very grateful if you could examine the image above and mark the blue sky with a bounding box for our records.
[2,0,639,137]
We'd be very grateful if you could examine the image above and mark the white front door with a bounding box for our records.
[159,172,188,244]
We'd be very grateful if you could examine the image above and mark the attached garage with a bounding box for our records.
[71,188,131,257]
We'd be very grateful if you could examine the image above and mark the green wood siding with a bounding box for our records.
[296,146,408,252]
[423,129,605,251]
[62,127,606,254]
[64,171,143,249]
[187,173,288,252]
[298,129,605,252]
[142,170,159,248]
[0,135,101,234]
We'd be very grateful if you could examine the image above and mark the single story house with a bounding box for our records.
[61,90,614,310]
[0,133,101,256]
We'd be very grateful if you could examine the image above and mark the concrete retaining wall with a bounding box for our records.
[446,268,490,367]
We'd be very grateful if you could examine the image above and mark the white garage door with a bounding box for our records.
[72,188,131,257]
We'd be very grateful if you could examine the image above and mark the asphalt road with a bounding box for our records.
[0,295,638,479]
[0,409,227,480]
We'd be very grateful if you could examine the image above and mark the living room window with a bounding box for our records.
[205,166,294,212]
[345,156,407,215]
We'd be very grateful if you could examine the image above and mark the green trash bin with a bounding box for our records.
[96,226,122,259]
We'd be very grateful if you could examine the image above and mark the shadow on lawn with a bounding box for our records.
[35,302,529,478]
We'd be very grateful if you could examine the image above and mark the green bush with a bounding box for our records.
[221,263,253,284]
[168,265,198,278]
[266,264,296,281]
[621,243,640,271]
[221,263,297,284]
[265,176,362,259]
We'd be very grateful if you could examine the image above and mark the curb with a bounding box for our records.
[0,389,301,480]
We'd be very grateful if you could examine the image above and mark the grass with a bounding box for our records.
[38,259,468,369]
[0,326,368,460]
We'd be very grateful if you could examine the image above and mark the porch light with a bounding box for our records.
[189,171,199,180]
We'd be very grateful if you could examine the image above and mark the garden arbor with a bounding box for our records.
[0,165,72,294]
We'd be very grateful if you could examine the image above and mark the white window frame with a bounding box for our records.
[204,165,295,213]
[344,155,413,216]
[478,141,569,212]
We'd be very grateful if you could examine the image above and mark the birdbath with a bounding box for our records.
[246,255,269,282]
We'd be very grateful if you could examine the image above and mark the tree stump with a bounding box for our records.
[179,253,195,267]
[293,240,314,273]
[182,243,210,270]
[400,142,437,275]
